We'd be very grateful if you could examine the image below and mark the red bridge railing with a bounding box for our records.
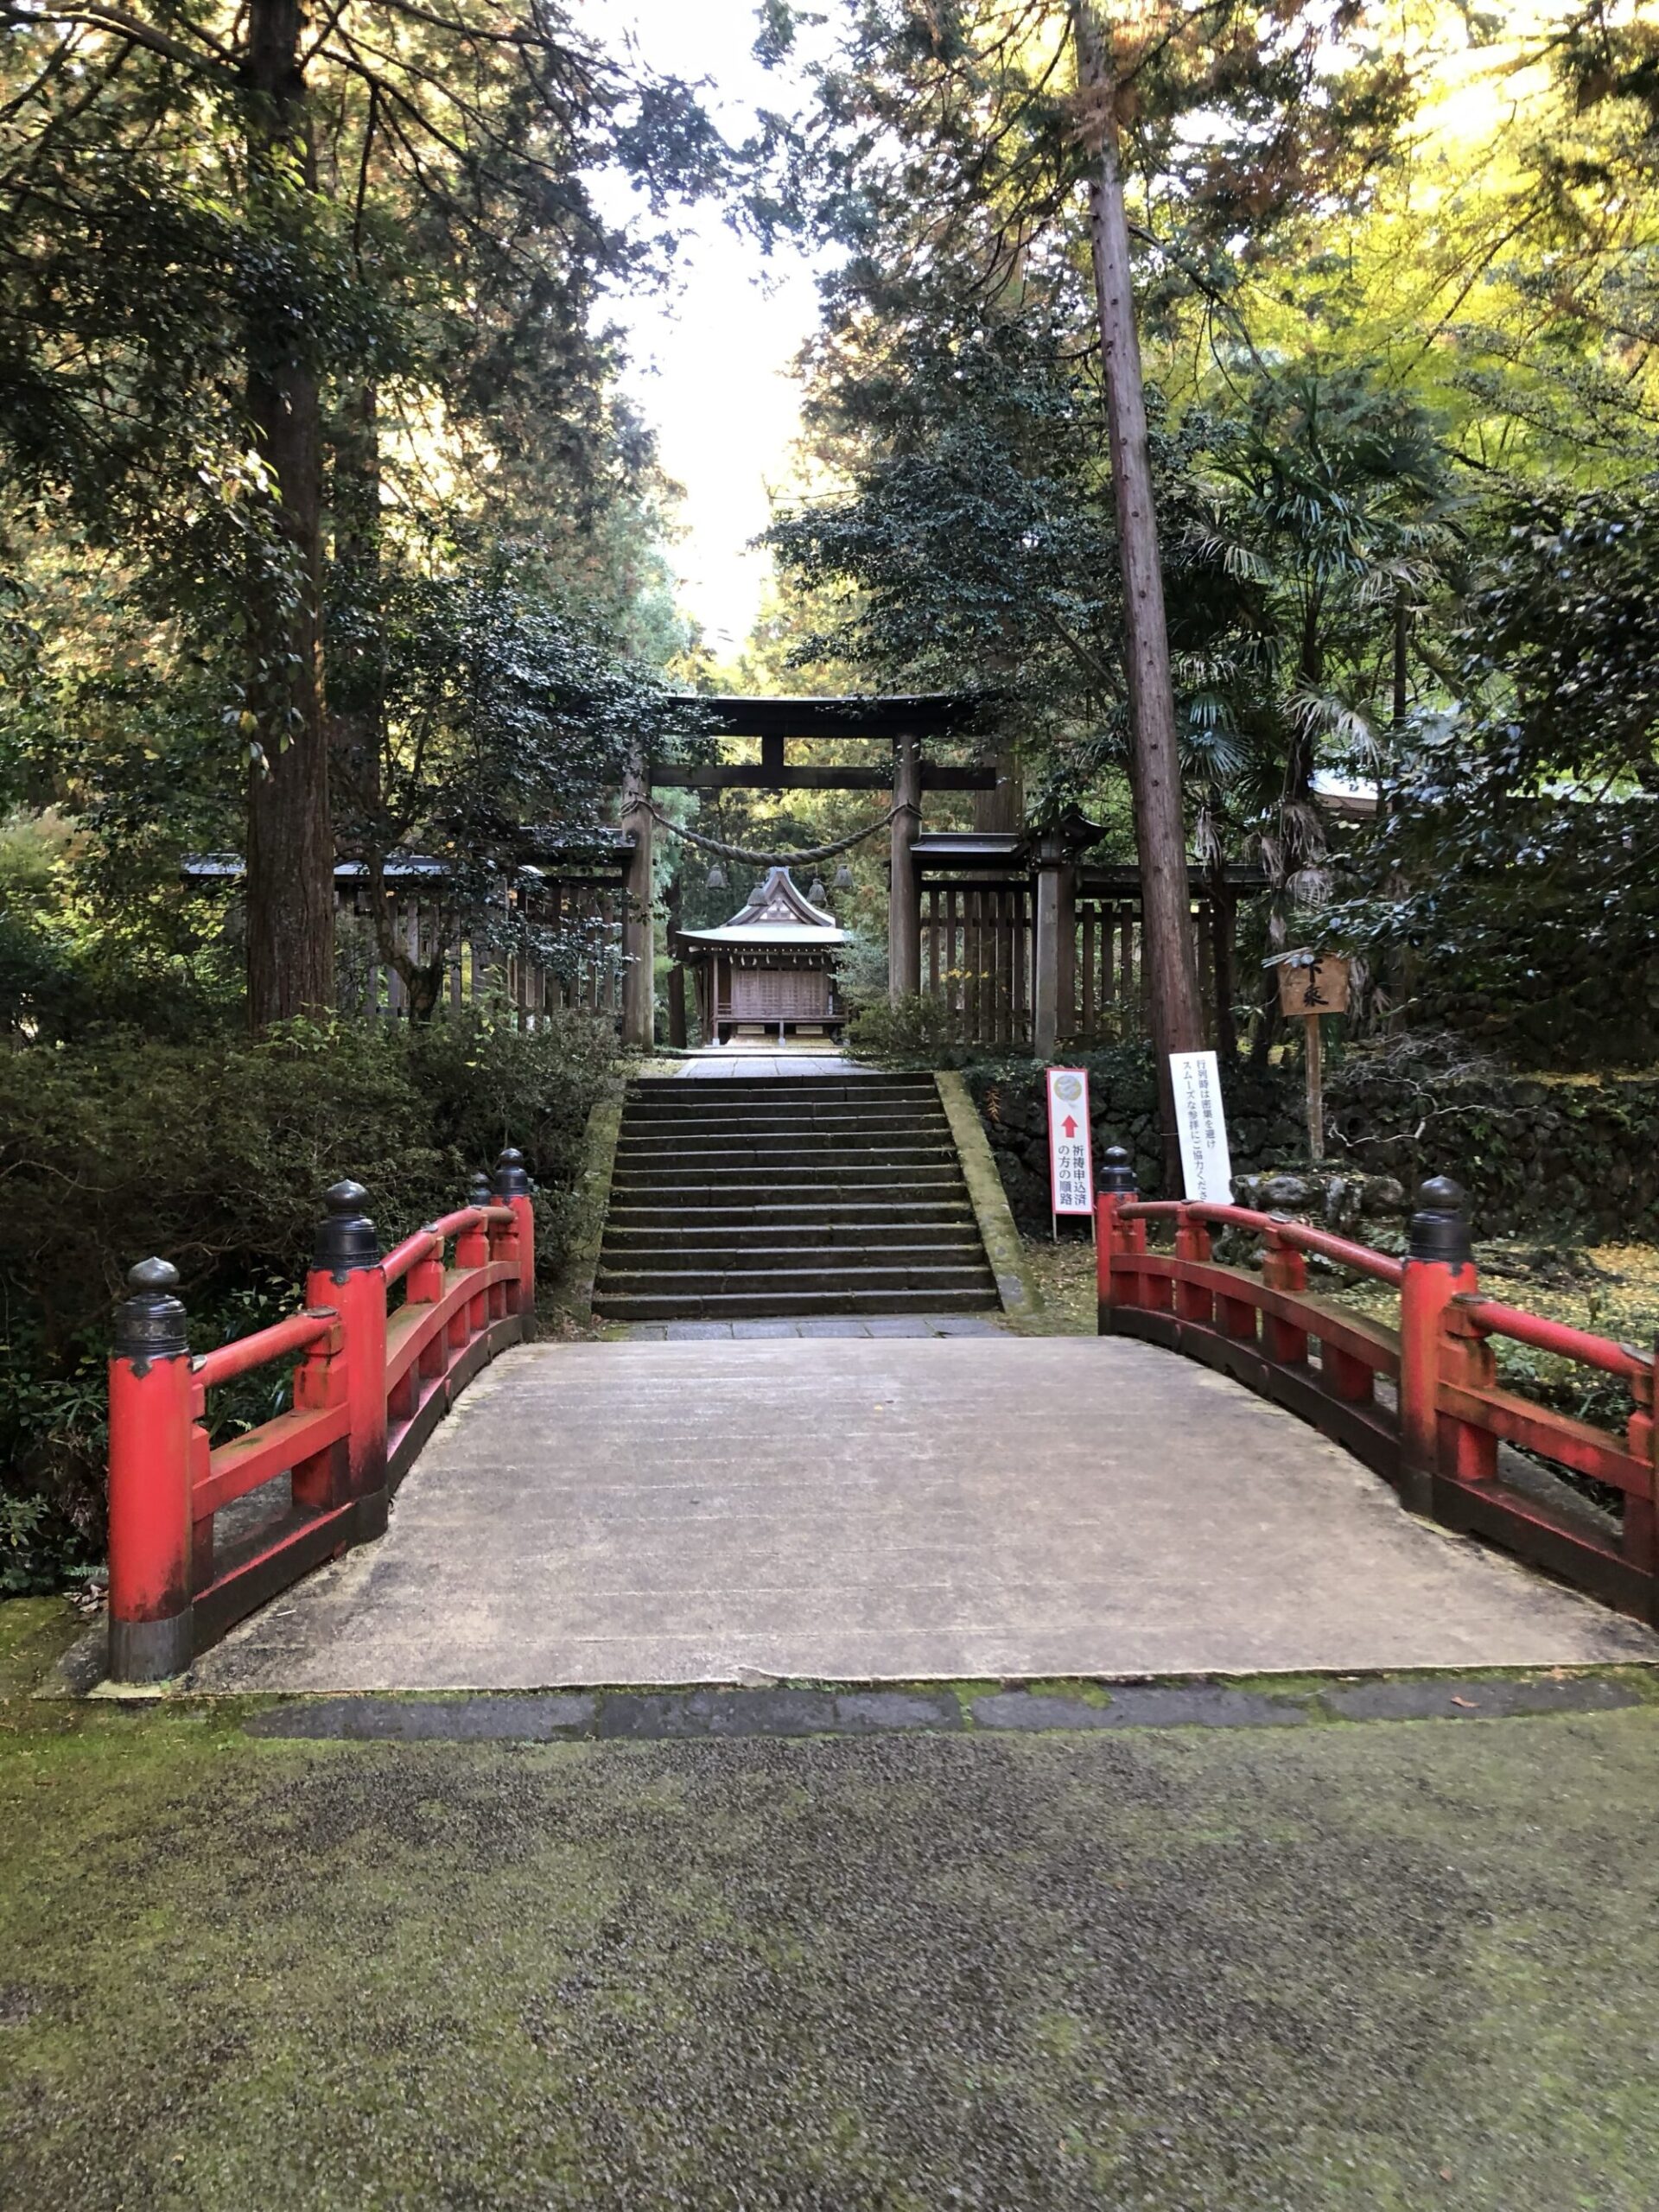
[1096,1151,1659,1625]
[105,1150,537,1682]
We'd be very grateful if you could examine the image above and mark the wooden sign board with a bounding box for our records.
[1045,1067,1095,1226]
[1275,954,1351,1017]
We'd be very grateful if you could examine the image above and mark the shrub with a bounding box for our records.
[0,1009,616,1589]
[846,991,982,1067]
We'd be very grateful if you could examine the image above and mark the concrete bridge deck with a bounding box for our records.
[190,1335,1659,1692]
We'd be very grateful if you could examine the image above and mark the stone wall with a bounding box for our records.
[967,1040,1659,1242]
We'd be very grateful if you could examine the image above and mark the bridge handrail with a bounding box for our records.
[1453,1294,1651,1382]
[1096,1152,1658,1630]
[383,1203,513,1287]
[194,1309,335,1391]
[105,1149,537,1684]
[1118,1199,1406,1287]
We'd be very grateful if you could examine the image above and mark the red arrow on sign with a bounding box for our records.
[1061,1115,1077,1138]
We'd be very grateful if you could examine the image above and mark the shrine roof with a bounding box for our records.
[677,866,848,949]
[677,924,849,948]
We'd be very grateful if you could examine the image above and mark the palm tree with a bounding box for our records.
[1174,363,1459,1054]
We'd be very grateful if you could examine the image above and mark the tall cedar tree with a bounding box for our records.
[760,0,1413,1142]
[0,3,717,1026]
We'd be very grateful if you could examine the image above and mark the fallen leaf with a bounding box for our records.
[1450,1695,1478,1709]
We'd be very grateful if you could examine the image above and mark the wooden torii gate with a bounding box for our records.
[620,694,1000,1051]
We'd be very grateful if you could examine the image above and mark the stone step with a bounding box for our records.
[606,1200,977,1231]
[602,1220,980,1252]
[609,1166,969,1194]
[599,1071,995,1322]
[623,1096,942,1115]
[628,1075,932,1090]
[598,1239,990,1274]
[619,1115,946,1132]
[614,1139,957,1166]
[592,1286,998,1320]
[596,1257,995,1296]
[615,1139,956,1166]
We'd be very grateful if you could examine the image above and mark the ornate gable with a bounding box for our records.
[724,867,836,932]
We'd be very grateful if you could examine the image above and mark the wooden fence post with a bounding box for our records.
[1398,1177,1477,1517]
[107,1259,195,1682]
[1033,836,1064,1059]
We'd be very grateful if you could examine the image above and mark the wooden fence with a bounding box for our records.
[335,882,625,1026]
[923,881,1033,1048]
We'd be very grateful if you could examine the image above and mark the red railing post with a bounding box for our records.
[1629,1344,1659,1616]
[1095,1146,1137,1333]
[454,1176,491,1346]
[1173,1209,1214,1325]
[1262,1222,1309,1365]
[493,1147,537,1329]
[1398,1177,1478,1516]
[107,1259,195,1682]
[408,1231,447,1385]
[289,1309,348,1519]
[305,1181,387,1540]
[1440,1300,1499,1484]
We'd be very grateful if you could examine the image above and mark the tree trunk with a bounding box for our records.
[244,0,334,1029]
[1071,1,1204,1184]
[1209,870,1238,1062]
[330,380,383,835]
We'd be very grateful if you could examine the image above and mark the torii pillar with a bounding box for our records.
[620,753,655,1049]
[888,733,922,1002]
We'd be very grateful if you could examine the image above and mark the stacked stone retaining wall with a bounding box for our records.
[965,1043,1659,1241]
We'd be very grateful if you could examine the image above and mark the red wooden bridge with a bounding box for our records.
[102,1141,1659,1685]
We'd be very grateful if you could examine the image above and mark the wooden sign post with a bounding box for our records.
[1274,952,1351,1162]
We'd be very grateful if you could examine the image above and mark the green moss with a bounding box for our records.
[1017,1677,1116,1707]
[7,1704,1659,2203]
[0,1596,81,1700]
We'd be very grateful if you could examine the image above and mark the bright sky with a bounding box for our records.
[576,0,831,656]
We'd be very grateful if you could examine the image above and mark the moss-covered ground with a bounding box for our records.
[1027,1225,1659,1344]
[3,1599,1659,2208]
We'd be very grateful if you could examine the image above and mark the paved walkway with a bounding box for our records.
[672,1045,866,1077]
[191,1336,1659,1692]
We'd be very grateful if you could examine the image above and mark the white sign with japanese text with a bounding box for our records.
[1169,1050,1234,1205]
[1045,1067,1095,1218]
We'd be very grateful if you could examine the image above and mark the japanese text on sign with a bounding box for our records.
[1045,1067,1095,1217]
[1168,1050,1234,1205]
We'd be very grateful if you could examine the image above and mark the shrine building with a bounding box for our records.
[672,866,848,1044]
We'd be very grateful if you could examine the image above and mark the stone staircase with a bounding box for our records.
[593,1074,1000,1323]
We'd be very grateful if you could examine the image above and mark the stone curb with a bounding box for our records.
[935,1070,1042,1321]
[240,1674,1649,1745]
[556,1089,626,1319]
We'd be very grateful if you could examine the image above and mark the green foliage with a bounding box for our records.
[846,992,980,1067]
[0,1010,616,1590]
[1326,480,1659,1063]
[0,4,720,1018]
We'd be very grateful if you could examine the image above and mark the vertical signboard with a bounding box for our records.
[1168,1050,1234,1205]
[1045,1066,1095,1236]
